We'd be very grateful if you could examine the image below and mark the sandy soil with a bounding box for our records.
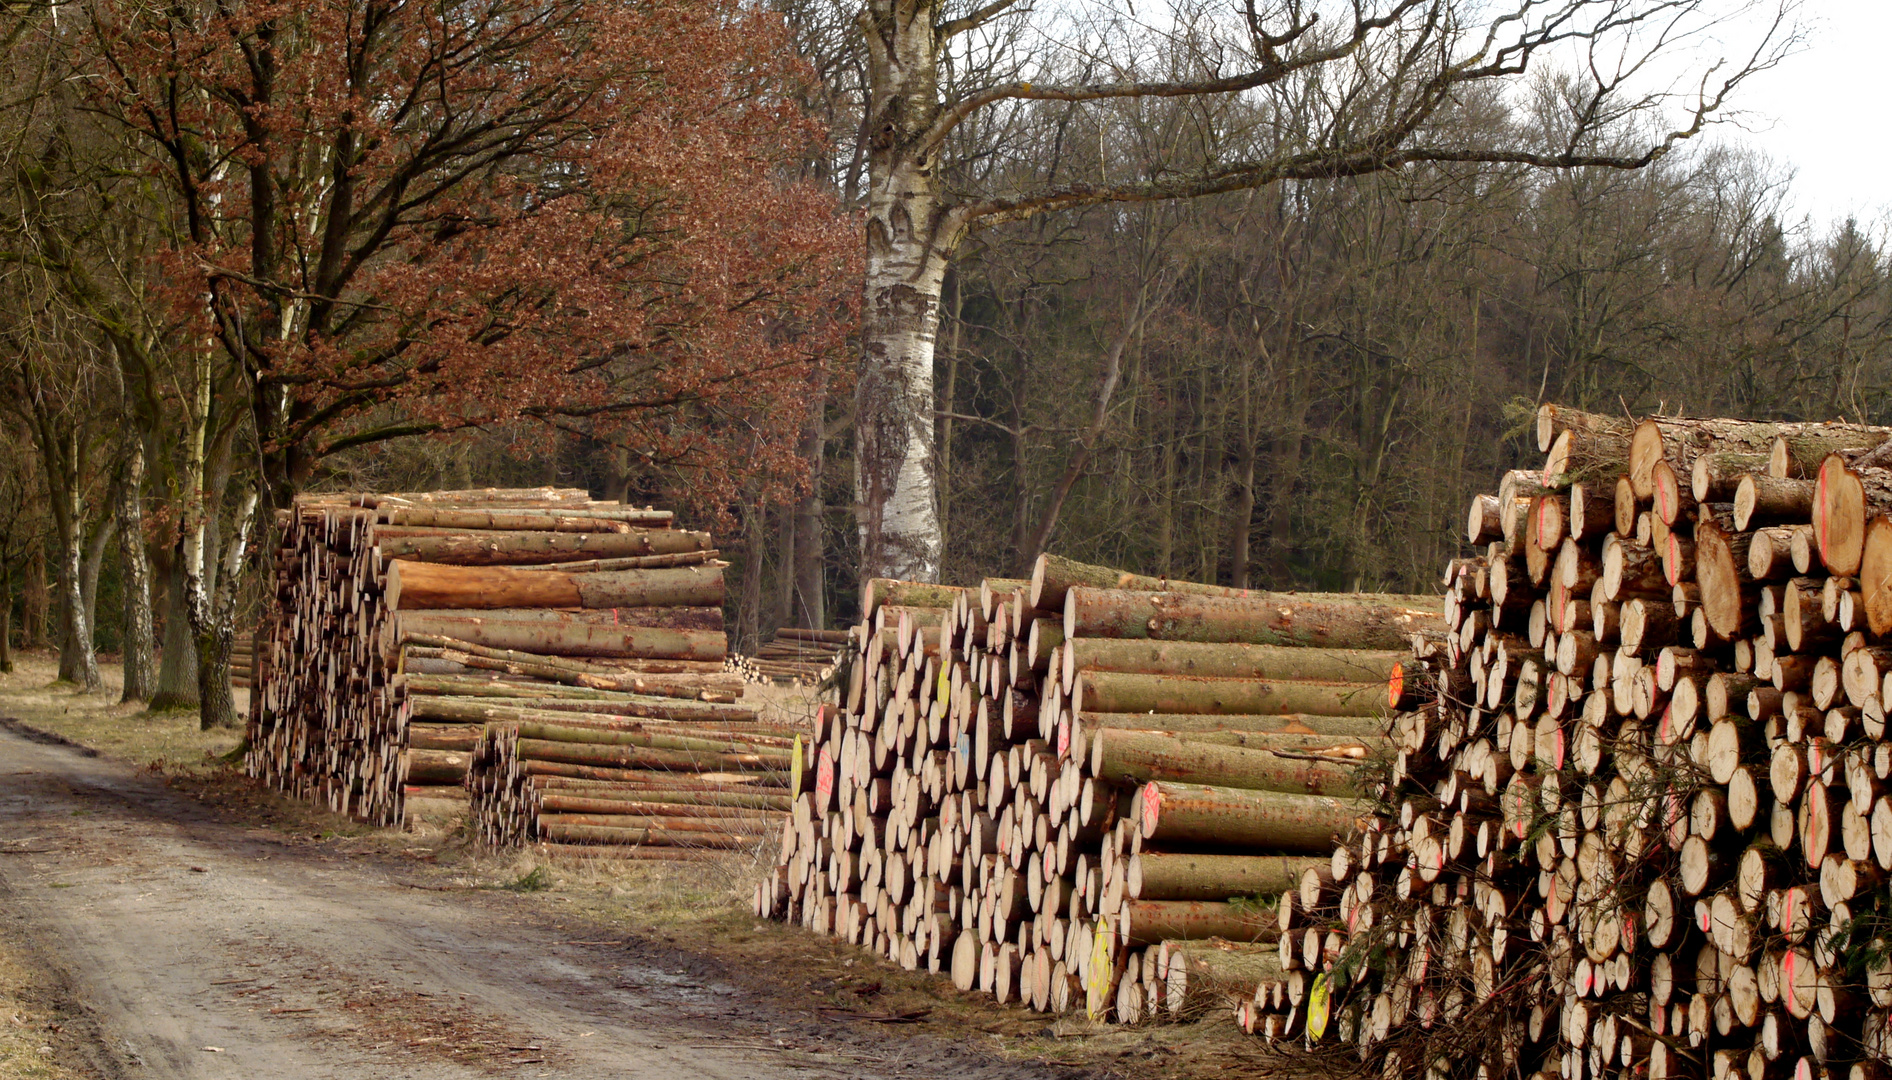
[0,720,1097,1080]
[0,653,1312,1080]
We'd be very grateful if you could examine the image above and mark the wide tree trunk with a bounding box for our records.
[195,619,240,730]
[151,552,199,710]
[855,0,955,584]
[192,495,258,732]
[114,440,157,702]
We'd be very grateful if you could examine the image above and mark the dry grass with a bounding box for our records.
[0,649,241,773]
[0,927,94,1079]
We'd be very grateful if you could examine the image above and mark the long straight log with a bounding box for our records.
[1062,639,1402,689]
[1031,554,1261,612]
[399,640,738,699]
[1091,731,1361,797]
[401,674,747,704]
[537,813,779,833]
[1156,730,1387,756]
[1117,900,1279,946]
[515,737,782,773]
[405,748,471,785]
[532,842,727,862]
[386,560,724,610]
[1077,712,1387,739]
[502,550,720,573]
[510,722,791,762]
[387,613,724,661]
[1072,670,1388,718]
[530,786,792,811]
[861,580,967,619]
[384,507,674,531]
[534,796,778,819]
[1128,852,1330,901]
[369,487,591,507]
[1138,781,1367,851]
[394,605,724,633]
[539,823,759,848]
[379,528,710,565]
[1064,588,1441,651]
[520,760,787,787]
[409,726,482,751]
[406,695,759,727]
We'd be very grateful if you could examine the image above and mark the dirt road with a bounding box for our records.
[0,723,1062,1080]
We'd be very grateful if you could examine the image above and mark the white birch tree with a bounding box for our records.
[851,0,1796,582]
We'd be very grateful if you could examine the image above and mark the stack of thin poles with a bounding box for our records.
[248,488,733,827]
[462,695,803,856]
[754,555,1443,1023]
[728,627,852,686]
[1239,405,1892,1080]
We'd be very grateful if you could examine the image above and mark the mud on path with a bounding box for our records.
[0,722,1076,1080]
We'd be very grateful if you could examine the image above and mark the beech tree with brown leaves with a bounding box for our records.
[61,0,855,726]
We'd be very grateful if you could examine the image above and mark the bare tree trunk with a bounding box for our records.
[21,546,45,647]
[793,385,827,630]
[56,519,100,691]
[603,445,633,503]
[47,429,101,692]
[116,439,156,702]
[1015,288,1152,572]
[193,493,257,731]
[1230,437,1256,590]
[935,272,961,566]
[0,564,13,673]
[855,2,956,584]
[151,551,198,710]
[775,506,796,628]
[738,501,764,654]
[80,516,115,648]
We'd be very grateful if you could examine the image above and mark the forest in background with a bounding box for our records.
[5,0,1877,718]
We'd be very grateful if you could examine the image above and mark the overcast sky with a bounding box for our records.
[1711,1,1891,230]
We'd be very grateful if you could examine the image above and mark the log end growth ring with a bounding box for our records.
[1861,517,1892,637]
[1695,524,1743,639]
[1629,420,1667,499]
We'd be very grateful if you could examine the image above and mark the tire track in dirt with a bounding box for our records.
[0,723,1070,1080]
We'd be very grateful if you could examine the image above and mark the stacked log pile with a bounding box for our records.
[1237,406,1892,1080]
[728,627,851,686]
[753,556,1443,1023]
[464,706,800,856]
[247,488,737,829]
